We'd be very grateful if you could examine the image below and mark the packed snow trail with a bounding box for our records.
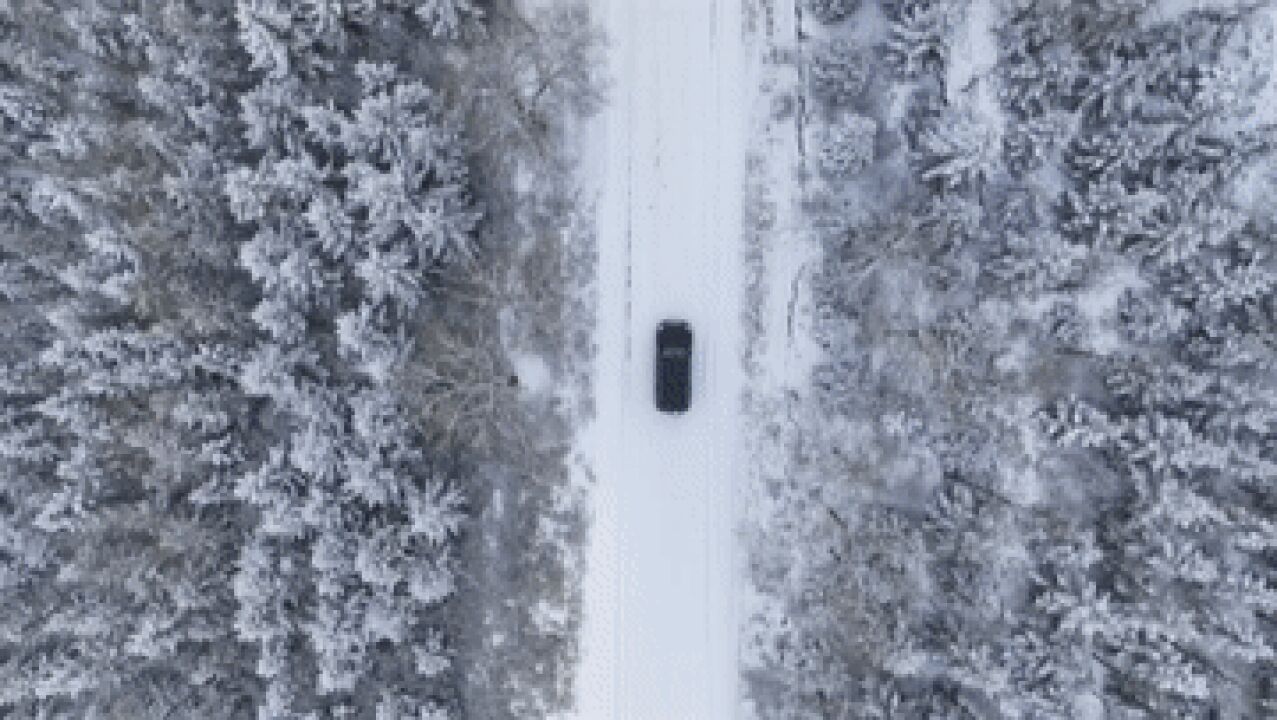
[575,0,747,717]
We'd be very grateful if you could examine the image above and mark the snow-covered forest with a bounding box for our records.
[0,0,599,717]
[7,0,1277,717]
[744,0,1277,717]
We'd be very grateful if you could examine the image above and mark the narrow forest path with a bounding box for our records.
[573,0,749,717]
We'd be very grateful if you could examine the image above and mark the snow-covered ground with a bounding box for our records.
[572,0,749,717]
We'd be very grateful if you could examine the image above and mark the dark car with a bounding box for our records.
[655,320,692,413]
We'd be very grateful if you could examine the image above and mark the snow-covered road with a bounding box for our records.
[574,0,748,717]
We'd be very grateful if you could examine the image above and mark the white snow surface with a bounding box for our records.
[571,0,749,717]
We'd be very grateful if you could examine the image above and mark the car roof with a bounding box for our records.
[657,320,691,341]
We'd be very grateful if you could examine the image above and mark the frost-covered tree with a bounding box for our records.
[808,38,870,111]
[341,66,481,268]
[415,0,483,40]
[883,0,958,79]
[806,0,859,25]
[817,113,878,179]
[913,107,1002,193]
